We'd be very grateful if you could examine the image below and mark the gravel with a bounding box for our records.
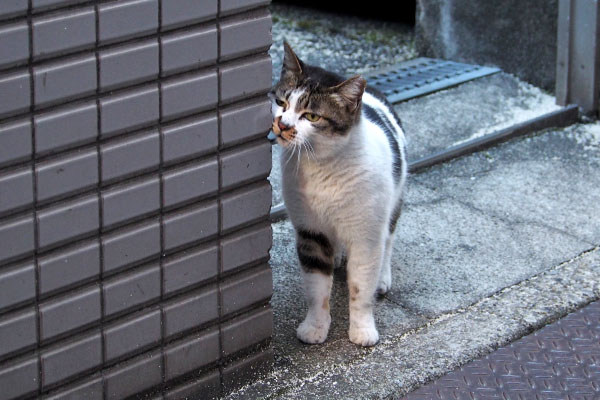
[269,3,416,83]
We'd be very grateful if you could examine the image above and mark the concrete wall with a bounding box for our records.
[416,0,558,91]
[0,1,274,398]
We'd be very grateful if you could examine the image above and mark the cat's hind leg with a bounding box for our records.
[295,229,335,344]
[378,201,402,296]
[377,233,393,296]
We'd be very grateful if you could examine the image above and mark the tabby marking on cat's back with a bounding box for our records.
[271,42,407,347]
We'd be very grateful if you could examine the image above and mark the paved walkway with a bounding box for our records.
[404,301,600,399]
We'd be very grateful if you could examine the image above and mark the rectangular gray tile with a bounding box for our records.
[39,284,101,341]
[0,21,29,69]
[103,263,160,317]
[36,148,98,202]
[0,355,39,400]
[33,7,96,59]
[161,26,217,76]
[37,194,99,250]
[99,39,159,91]
[35,101,98,155]
[34,55,97,107]
[38,239,100,296]
[221,141,271,189]
[0,308,37,359]
[0,261,35,311]
[164,329,219,381]
[220,56,272,104]
[221,306,272,356]
[43,375,103,400]
[102,175,160,228]
[0,166,33,215]
[220,99,271,147]
[221,224,271,273]
[163,244,218,295]
[161,71,218,120]
[163,201,218,251]
[220,10,271,60]
[41,331,102,388]
[221,265,272,316]
[0,70,31,118]
[220,0,269,16]
[0,119,31,167]
[101,130,160,182]
[105,350,162,400]
[221,183,271,232]
[164,370,220,400]
[162,114,218,164]
[100,85,159,137]
[102,219,160,274]
[0,214,35,265]
[162,286,218,337]
[161,0,216,30]
[163,159,218,208]
[103,309,161,362]
[32,0,88,11]
[98,0,158,44]
[0,0,28,20]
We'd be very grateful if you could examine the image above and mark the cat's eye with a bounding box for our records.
[275,98,286,108]
[303,113,321,122]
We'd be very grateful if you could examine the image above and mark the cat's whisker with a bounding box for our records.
[284,142,296,166]
[305,140,317,161]
[295,141,302,176]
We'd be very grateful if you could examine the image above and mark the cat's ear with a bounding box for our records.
[332,75,367,111]
[282,41,303,76]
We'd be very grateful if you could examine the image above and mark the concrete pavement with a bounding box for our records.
[227,109,600,399]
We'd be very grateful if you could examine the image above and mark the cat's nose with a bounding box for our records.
[278,120,290,131]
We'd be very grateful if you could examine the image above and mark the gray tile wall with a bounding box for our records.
[0,0,273,398]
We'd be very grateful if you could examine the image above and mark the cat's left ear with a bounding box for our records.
[282,41,304,76]
[332,75,367,111]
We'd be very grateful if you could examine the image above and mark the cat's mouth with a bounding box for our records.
[272,117,297,146]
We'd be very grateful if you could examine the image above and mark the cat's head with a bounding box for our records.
[270,42,366,157]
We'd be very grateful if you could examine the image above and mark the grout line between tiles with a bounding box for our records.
[216,0,225,395]
[26,0,44,394]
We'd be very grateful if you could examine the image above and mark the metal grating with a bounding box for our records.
[366,57,501,103]
[403,300,600,399]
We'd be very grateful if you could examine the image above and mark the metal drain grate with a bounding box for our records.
[366,57,501,103]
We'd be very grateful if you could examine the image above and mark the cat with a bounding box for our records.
[270,42,407,346]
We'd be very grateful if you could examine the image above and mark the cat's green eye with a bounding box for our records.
[275,98,286,108]
[304,113,321,122]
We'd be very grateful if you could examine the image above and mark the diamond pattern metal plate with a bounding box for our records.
[365,58,501,104]
[404,301,600,400]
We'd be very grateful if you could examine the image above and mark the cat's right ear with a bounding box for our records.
[282,41,303,77]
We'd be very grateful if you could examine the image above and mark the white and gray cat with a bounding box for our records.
[271,43,407,346]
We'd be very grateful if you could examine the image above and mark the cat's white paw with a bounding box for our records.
[297,317,330,344]
[349,324,379,347]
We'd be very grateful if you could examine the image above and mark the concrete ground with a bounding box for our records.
[230,114,600,399]
[236,5,600,399]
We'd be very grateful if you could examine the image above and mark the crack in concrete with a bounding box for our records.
[412,176,595,246]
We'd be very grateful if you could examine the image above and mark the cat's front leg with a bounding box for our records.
[297,270,332,343]
[346,239,384,346]
[295,229,335,344]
